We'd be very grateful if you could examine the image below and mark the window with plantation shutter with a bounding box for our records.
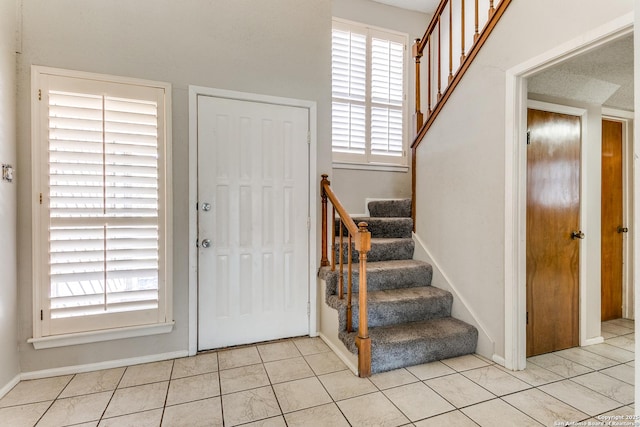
[31,67,172,340]
[332,19,408,167]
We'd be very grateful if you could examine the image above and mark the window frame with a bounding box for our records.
[331,18,409,169]
[30,66,173,347]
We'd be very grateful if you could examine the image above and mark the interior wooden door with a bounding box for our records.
[526,108,581,357]
[601,119,624,321]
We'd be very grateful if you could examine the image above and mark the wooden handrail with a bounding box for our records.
[320,174,372,377]
[411,0,512,223]
[412,0,512,148]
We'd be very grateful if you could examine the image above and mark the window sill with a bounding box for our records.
[332,161,409,173]
[28,322,175,349]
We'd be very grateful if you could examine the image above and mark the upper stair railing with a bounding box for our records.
[411,0,511,217]
[320,174,372,377]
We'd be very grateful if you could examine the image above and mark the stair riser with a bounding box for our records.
[335,218,413,239]
[368,199,412,218]
[325,264,433,296]
[369,328,478,373]
[342,294,453,329]
[338,323,478,374]
[334,240,414,263]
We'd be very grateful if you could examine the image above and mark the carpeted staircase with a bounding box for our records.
[319,199,478,374]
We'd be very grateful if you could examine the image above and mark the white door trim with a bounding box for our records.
[187,86,318,355]
[503,13,633,370]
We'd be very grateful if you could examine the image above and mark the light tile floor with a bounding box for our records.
[0,319,634,426]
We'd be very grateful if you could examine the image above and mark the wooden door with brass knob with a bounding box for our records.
[601,119,624,321]
[526,108,581,357]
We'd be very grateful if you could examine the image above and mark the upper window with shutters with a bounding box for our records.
[31,66,172,346]
[331,19,408,169]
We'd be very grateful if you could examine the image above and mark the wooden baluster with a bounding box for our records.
[448,0,453,83]
[474,0,479,41]
[460,0,466,63]
[320,174,330,267]
[489,0,495,18]
[427,35,432,114]
[331,206,336,271]
[412,38,423,134]
[338,218,344,300]
[355,222,371,377]
[346,234,353,332]
[437,16,442,100]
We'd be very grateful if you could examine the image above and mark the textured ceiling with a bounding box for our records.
[528,34,634,111]
[369,0,439,13]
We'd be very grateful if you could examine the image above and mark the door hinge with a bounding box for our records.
[307,217,311,229]
[38,89,42,101]
[39,192,43,204]
[307,132,311,144]
[307,302,310,316]
[40,310,43,321]
[526,130,531,145]
[526,311,529,325]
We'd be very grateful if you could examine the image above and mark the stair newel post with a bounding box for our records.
[346,234,353,332]
[355,222,372,377]
[412,38,423,135]
[320,175,330,267]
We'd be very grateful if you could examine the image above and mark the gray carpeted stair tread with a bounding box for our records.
[368,199,412,218]
[320,259,433,296]
[337,217,413,238]
[334,237,414,263]
[339,317,478,373]
[330,286,453,330]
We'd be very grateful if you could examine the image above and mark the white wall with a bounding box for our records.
[16,0,331,373]
[414,0,634,361]
[0,0,20,390]
[331,0,430,213]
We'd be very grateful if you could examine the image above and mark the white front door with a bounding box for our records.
[197,95,310,350]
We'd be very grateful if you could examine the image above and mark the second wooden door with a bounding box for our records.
[601,119,624,321]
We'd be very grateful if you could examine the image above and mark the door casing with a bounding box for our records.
[187,86,318,356]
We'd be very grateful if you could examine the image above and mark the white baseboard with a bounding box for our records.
[0,374,21,400]
[492,354,506,367]
[582,336,605,347]
[20,350,189,381]
[318,332,358,375]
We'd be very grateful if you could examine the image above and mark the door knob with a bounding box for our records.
[201,202,212,212]
[571,231,585,240]
[617,226,629,233]
[201,239,212,248]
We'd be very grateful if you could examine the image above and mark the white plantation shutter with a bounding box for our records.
[33,68,170,337]
[332,20,407,166]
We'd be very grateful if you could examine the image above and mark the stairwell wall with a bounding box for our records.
[413,0,634,362]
